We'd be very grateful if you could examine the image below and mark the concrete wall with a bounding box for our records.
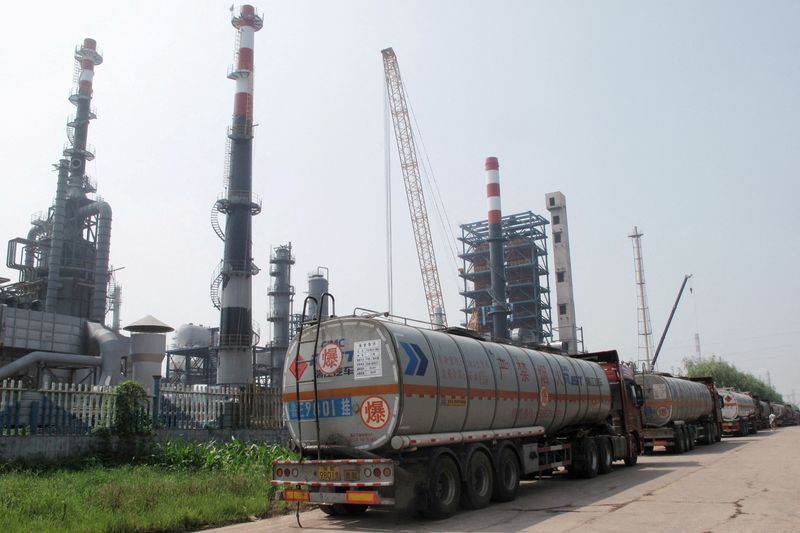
[0,427,289,462]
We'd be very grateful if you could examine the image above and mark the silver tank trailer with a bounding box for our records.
[770,402,785,419]
[282,317,612,451]
[718,389,755,420]
[635,373,714,427]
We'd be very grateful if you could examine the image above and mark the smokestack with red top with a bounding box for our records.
[66,38,102,198]
[486,157,509,340]
[217,5,263,385]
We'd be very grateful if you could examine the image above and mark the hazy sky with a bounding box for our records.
[1,1,798,399]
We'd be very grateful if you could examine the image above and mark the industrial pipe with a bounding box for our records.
[78,201,112,323]
[45,160,69,311]
[0,352,100,382]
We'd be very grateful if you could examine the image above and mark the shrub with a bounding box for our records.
[113,381,151,438]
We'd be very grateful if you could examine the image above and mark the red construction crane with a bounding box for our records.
[381,47,447,327]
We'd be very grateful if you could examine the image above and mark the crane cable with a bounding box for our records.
[404,85,461,283]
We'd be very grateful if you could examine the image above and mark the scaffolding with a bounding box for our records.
[459,211,552,344]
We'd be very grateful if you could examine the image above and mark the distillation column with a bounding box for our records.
[217,5,263,385]
[485,157,509,340]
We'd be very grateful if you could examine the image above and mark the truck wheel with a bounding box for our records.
[492,447,520,502]
[583,438,600,478]
[461,451,493,510]
[319,505,339,516]
[597,438,613,474]
[624,438,639,466]
[423,455,461,520]
[715,424,722,442]
[687,428,696,450]
[674,427,686,454]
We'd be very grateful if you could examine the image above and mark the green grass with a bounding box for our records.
[0,440,296,533]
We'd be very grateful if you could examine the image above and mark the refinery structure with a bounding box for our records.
[1,5,578,395]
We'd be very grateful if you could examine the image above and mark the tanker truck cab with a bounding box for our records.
[272,315,644,520]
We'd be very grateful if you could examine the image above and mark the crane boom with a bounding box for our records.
[381,47,447,327]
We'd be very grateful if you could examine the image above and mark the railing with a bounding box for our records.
[0,380,284,436]
[0,380,117,436]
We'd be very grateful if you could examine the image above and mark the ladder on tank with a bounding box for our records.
[292,292,335,462]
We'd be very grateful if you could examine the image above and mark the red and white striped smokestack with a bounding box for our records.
[485,156,501,224]
[230,4,263,126]
[485,156,509,340]
[77,38,99,97]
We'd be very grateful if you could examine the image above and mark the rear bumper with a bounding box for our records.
[275,488,395,506]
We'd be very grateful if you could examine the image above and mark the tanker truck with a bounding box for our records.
[272,315,644,519]
[635,373,722,453]
[719,389,757,436]
[770,402,785,426]
[755,398,772,430]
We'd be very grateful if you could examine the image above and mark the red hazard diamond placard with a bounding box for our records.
[289,355,307,380]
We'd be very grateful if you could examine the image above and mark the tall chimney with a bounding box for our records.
[66,38,102,199]
[217,5,263,385]
[485,157,509,340]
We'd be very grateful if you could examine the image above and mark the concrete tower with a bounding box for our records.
[545,192,578,353]
[216,5,263,385]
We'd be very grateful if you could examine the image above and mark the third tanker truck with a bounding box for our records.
[272,313,644,519]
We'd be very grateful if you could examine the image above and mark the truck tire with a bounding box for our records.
[423,455,461,520]
[715,424,722,442]
[624,438,639,467]
[687,427,695,450]
[597,437,613,474]
[703,423,714,445]
[319,505,339,516]
[492,447,520,502]
[461,451,493,510]
[674,427,686,454]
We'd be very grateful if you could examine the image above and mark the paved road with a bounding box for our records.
[209,426,800,533]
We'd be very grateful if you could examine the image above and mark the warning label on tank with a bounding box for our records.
[318,343,343,376]
[353,339,382,380]
[653,383,667,400]
[360,396,390,429]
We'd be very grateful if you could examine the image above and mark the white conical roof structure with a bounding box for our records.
[123,314,174,333]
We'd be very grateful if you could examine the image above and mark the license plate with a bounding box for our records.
[344,469,360,481]
[319,466,341,481]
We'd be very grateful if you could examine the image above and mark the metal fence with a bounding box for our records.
[0,379,283,436]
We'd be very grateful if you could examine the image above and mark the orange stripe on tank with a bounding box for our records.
[282,383,399,402]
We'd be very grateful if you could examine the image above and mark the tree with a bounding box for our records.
[683,355,783,403]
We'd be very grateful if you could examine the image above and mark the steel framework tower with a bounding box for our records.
[381,47,447,327]
[459,211,552,343]
[629,226,655,371]
[215,5,263,385]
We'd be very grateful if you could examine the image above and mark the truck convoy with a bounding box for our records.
[719,389,757,436]
[635,373,722,453]
[272,315,644,519]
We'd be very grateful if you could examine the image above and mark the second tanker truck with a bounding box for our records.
[719,389,757,436]
[272,314,644,519]
[635,373,723,453]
